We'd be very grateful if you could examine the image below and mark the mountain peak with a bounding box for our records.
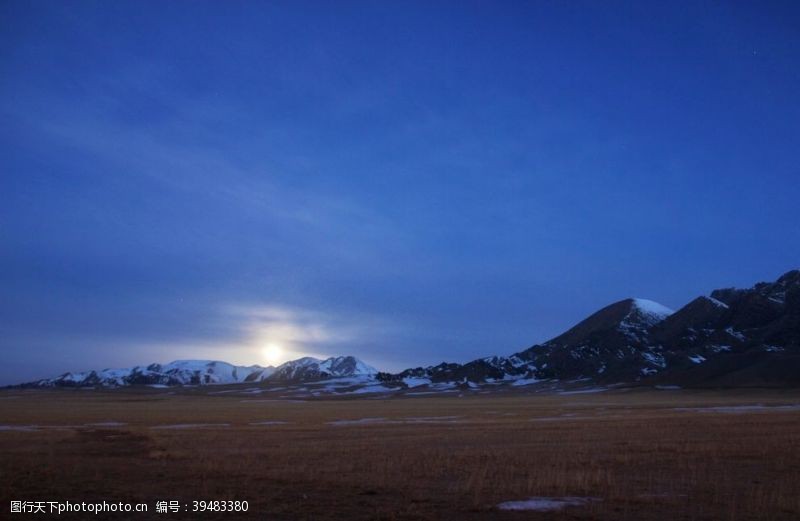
[542,297,669,349]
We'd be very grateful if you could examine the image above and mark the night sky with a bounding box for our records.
[2,1,799,384]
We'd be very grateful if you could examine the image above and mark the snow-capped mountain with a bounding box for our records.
[381,297,676,383]
[33,360,275,387]
[28,355,376,388]
[523,297,675,380]
[269,356,378,381]
[380,269,800,387]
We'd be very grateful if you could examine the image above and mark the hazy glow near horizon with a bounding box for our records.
[261,343,286,366]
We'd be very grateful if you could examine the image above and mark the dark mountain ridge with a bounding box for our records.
[379,269,800,386]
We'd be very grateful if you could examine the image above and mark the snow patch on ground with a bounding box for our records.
[529,415,588,422]
[1,424,82,431]
[511,377,541,386]
[402,377,432,388]
[338,384,398,395]
[558,387,608,395]
[328,417,387,426]
[240,399,307,403]
[151,423,231,429]
[401,416,462,423]
[328,416,464,426]
[674,404,800,414]
[0,425,38,432]
[497,497,600,511]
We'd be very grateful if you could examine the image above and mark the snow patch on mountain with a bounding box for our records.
[631,299,674,322]
[703,296,730,309]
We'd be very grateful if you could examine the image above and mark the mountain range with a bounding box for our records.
[16,269,800,390]
[379,268,800,387]
[28,356,378,388]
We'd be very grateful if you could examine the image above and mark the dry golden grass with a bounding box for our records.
[2,388,800,520]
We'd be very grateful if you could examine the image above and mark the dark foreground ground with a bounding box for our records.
[1,387,800,520]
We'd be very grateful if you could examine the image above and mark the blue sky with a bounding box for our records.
[2,1,799,384]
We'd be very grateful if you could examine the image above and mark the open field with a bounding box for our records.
[2,388,800,520]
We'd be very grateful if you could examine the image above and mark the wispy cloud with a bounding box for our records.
[2,79,417,273]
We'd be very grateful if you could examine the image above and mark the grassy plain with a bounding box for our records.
[2,387,800,520]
